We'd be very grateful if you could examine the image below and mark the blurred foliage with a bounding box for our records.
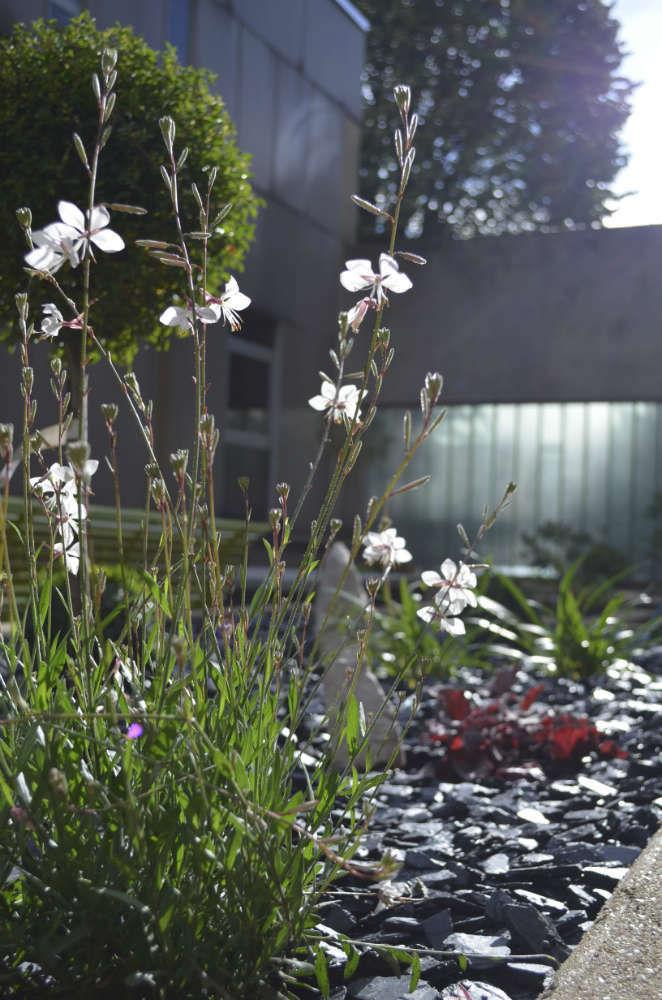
[356,0,633,238]
[521,520,628,585]
[0,13,258,364]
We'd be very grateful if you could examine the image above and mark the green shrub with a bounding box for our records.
[0,12,258,365]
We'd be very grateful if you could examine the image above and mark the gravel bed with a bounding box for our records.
[305,649,662,1000]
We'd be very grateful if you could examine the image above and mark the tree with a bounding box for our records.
[355,0,633,239]
[0,13,259,364]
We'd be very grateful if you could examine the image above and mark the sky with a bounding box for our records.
[604,0,662,228]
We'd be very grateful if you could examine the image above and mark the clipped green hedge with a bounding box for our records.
[0,12,259,364]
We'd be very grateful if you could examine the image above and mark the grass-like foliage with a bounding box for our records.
[0,49,452,997]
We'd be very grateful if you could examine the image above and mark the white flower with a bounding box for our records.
[416,603,466,636]
[346,296,371,332]
[54,539,80,575]
[30,460,97,575]
[159,302,219,333]
[39,304,64,339]
[340,253,412,305]
[25,201,124,274]
[206,277,251,332]
[421,558,477,614]
[362,527,412,569]
[308,380,366,423]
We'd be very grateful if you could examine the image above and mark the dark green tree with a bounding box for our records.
[356,0,633,238]
[0,13,259,364]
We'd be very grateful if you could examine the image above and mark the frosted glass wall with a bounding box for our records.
[354,402,662,574]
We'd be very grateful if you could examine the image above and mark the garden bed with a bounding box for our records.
[301,649,662,1000]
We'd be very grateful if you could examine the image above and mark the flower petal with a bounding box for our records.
[159,305,188,328]
[441,558,457,580]
[416,605,436,624]
[308,395,329,411]
[89,205,110,231]
[382,270,413,294]
[90,228,125,252]
[340,269,373,293]
[440,616,466,636]
[227,291,251,311]
[58,201,85,232]
[421,571,442,587]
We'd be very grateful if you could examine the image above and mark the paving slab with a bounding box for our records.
[539,827,662,1000]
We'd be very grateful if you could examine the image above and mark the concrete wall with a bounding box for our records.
[357,225,662,406]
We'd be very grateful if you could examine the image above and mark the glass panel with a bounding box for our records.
[227,353,269,435]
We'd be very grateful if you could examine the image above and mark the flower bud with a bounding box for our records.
[169,448,189,479]
[22,367,33,394]
[237,476,250,496]
[159,116,176,153]
[50,357,62,378]
[16,206,32,231]
[15,293,28,322]
[101,47,118,76]
[365,576,381,600]
[144,461,160,480]
[393,84,411,115]
[101,402,118,428]
[268,507,282,532]
[276,482,290,503]
[0,423,14,452]
[67,439,90,473]
[424,371,443,406]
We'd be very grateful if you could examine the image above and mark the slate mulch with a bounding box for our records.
[305,648,662,1000]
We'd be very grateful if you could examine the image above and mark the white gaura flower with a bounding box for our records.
[39,304,64,339]
[54,539,80,576]
[25,201,124,274]
[308,380,366,424]
[416,603,467,636]
[362,527,413,570]
[340,253,412,305]
[30,460,97,576]
[37,303,85,341]
[206,277,251,332]
[421,558,478,613]
[159,302,219,333]
[346,296,371,332]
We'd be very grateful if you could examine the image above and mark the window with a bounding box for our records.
[167,0,190,63]
[48,0,82,25]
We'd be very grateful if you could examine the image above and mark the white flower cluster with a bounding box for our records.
[30,460,98,575]
[308,380,367,424]
[25,201,124,274]
[417,558,478,635]
[160,278,251,334]
[362,527,412,570]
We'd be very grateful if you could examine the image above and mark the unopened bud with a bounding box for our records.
[169,448,189,479]
[276,482,290,503]
[101,47,118,76]
[365,576,381,599]
[15,293,28,322]
[22,367,33,394]
[238,476,250,496]
[424,371,443,405]
[67,439,90,473]
[393,84,411,115]
[159,116,176,153]
[50,357,62,378]
[0,423,14,452]
[101,402,118,427]
[16,206,32,231]
[268,507,282,531]
[144,461,160,480]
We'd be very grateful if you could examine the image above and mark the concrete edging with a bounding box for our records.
[539,827,662,1000]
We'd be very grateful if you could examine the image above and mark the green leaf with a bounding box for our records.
[409,950,421,991]
[314,947,330,998]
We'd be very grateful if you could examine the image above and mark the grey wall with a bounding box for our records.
[357,225,662,406]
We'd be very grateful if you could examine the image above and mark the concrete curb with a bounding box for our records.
[539,827,662,1000]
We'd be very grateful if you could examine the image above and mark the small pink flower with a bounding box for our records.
[126,722,144,740]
